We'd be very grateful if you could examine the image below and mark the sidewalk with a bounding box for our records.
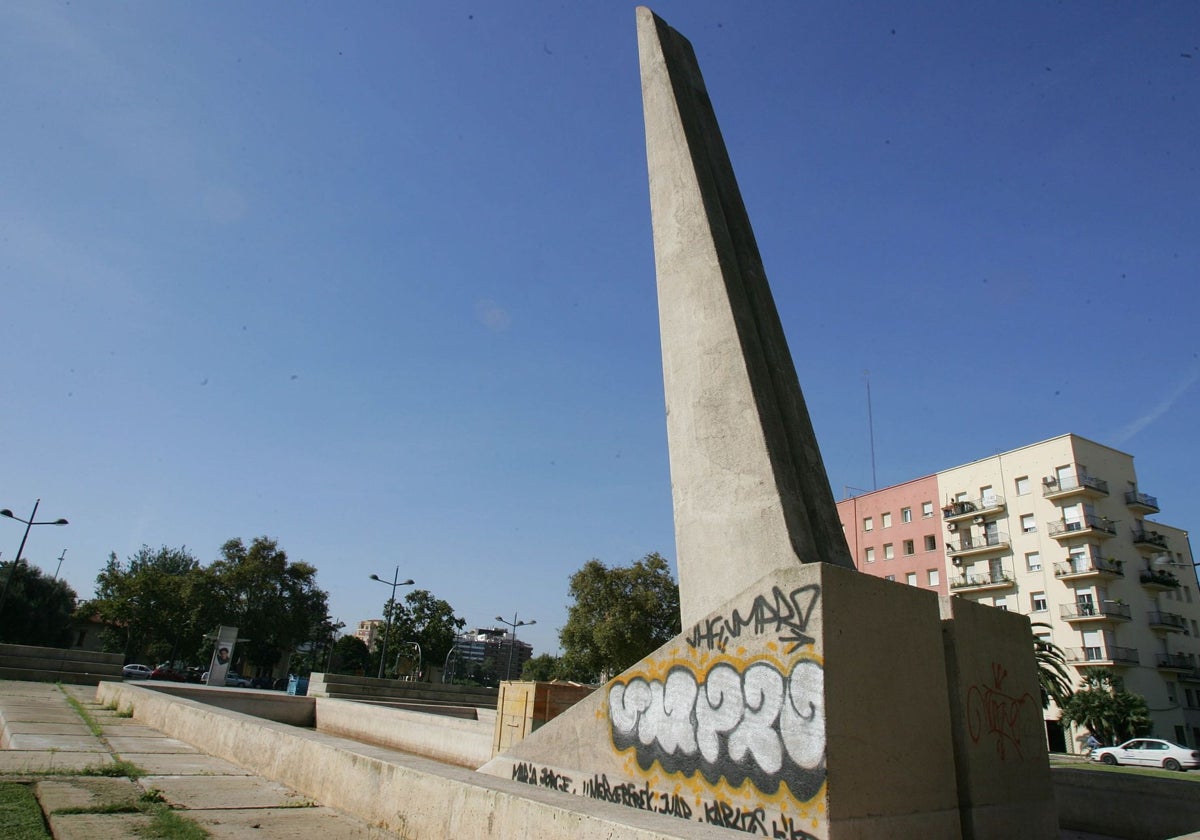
[0,680,398,839]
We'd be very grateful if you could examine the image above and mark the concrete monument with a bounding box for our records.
[481,9,1055,839]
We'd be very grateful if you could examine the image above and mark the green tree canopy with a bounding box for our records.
[208,537,330,674]
[522,653,567,682]
[374,589,465,679]
[85,546,203,664]
[558,552,681,683]
[1032,622,1073,710]
[0,560,77,647]
[1060,667,1151,746]
[329,634,372,676]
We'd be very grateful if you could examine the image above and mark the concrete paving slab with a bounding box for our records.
[187,805,396,839]
[35,776,142,812]
[118,751,252,775]
[105,735,198,754]
[0,722,91,736]
[2,733,104,751]
[0,708,85,723]
[0,750,114,772]
[46,811,155,840]
[145,773,315,809]
[96,723,167,737]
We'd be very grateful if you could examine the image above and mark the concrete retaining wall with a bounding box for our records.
[0,643,123,685]
[314,696,493,768]
[308,672,498,710]
[1053,767,1200,840]
[93,681,737,840]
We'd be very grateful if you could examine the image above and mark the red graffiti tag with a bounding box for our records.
[965,662,1035,760]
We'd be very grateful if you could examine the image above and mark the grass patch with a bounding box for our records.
[136,802,210,839]
[0,782,52,839]
[17,759,146,780]
[62,693,104,739]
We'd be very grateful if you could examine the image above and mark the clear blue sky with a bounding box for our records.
[3,2,1197,658]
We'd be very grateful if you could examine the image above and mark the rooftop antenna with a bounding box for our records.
[865,369,877,490]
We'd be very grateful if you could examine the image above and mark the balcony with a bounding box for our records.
[1042,473,1109,500]
[1053,556,1124,581]
[942,495,1006,523]
[1140,569,1181,591]
[949,569,1015,593]
[1131,528,1169,552]
[1147,610,1187,633]
[1156,652,1194,673]
[1061,602,1132,624]
[1066,646,1139,667]
[1048,515,1118,541]
[1125,490,1160,515]
[945,532,1011,559]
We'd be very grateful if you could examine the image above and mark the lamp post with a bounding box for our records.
[0,500,69,632]
[495,612,535,681]
[369,568,413,679]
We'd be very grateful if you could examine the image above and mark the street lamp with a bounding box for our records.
[495,612,535,681]
[369,568,413,679]
[0,499,69,632]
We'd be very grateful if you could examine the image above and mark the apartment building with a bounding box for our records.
[836,433,1200,751]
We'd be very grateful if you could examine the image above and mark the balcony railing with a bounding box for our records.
[1131,528,1169,550]
[1048,515,1118,539]
[1053,556,1124,579]
[945,532,1011,557]
[1156,652,1194,671]
[1061,602,1132,622]
[1066,646,1139,666]
[1124,490,1160,514]
[1147,610,1187,632]
[1043,473,1109,499]
[949,570,1015,592]
[1140,569,1181,590]
[942,495,1006,522]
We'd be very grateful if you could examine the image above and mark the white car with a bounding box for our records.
[122,664,153,680]
[1093,738,1200,772]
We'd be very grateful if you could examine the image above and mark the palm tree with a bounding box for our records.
[1032,621,1073,709]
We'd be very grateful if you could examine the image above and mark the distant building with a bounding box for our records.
[837,433,1200,751]
[354,619,384,651]
[445,626,533,685]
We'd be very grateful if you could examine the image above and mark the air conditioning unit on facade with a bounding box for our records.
[947,522,958,531]
[973,515,985,524]
[1043,476,1057,486]
[952,557,963,566]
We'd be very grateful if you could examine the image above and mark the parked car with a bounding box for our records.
[1093,738,1200,771]
[150,664,189,682]
[122,664,152,680]
[201,671,252,687]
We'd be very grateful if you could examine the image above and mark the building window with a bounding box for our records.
[1186,586,1194,604]
[1021,514,1036,534]
[922,501,934,518]
[906,572,918,586]
[1026,552,1041,572]
[994,597,1009,611]
[884,543,894,560]
[1192,620,1199,637]
[864,547,875,563]
[1167,682,1177,705]
[1015,476,1030,496]
[903,539,915,556]
[928,568,939,586]
[1031,591,1047,612]
[924,534,937,551]
[882,512,893,528]
[863,517,873,532]
[901,507,912,523]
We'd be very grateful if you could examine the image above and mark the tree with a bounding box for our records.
[558,552,681,683]
[1060,667,1151,746]
[328,635,371,675]
[522,653,566,682]
[373,589,465,679]
[1031,622,1073,709]
[208,537,330,675]
[86,546,203,663]
[0,560,77,647]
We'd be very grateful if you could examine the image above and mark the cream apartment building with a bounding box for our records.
[837,433,1200,752]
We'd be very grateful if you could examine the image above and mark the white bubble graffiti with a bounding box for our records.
[609,659,826,796]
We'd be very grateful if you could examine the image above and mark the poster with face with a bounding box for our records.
[207,625,238,687]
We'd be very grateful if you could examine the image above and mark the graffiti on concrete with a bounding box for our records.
[966,662,1036,760]
[685,585,820,654]
[608,659,826,799]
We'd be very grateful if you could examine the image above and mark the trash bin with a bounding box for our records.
[287,675,309,696]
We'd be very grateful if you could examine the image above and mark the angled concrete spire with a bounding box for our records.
[637,7,853,627]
